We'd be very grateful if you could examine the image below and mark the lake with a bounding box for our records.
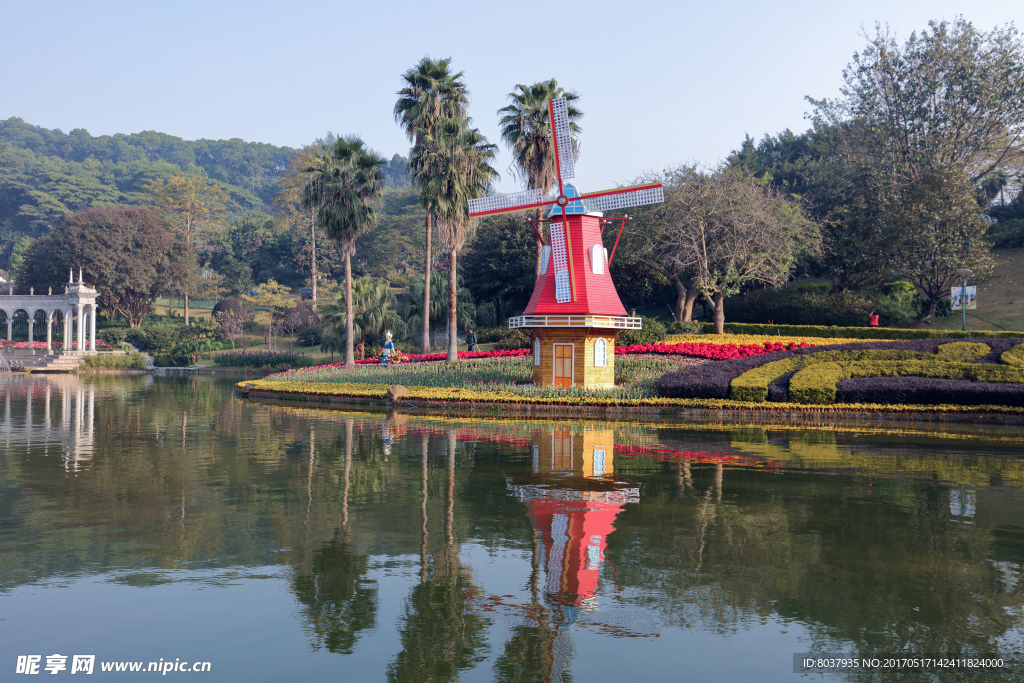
[1,373,1023,681]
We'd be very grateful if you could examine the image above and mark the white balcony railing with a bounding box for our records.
[508,315,641,330]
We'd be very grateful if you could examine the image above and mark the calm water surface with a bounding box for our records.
[1,374,1024,681]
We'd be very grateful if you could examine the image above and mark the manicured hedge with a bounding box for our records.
[836,377,1024,407]
[700,322,1024,340]
[660,338,1024,405]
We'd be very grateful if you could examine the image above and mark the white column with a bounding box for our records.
[46,313,52,353]
[89,305,96,352]
[5,317,10,342]
[76,304,84,354]
[64,308,72,352]
[27,319,33,355]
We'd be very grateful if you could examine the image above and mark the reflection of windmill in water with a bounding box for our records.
[491,426,655,681]
[1,374,96,472]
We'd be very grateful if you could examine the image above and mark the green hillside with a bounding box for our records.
[921,248,1024,332]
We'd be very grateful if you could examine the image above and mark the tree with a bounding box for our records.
[498,79,582,277]
[304,137,386,365]
[412,118,496,360]
[646,166,820,333]
[402,271,475,350]
[285,142,331,308]
[395,57,469,353]
[18,206,184,326]
[242,279,294,349]
[8,235,32,281]
[145,172,228,324]
[212,298,254,350]
[320,276,403,349]
[461,213,537,323]
[813,18,1024,184]
[897,164,995,317]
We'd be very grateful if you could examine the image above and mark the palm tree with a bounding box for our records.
[304,137,386,365]
[412,118,497,361]
[394,58,468,354]
[322,276,405,348]
[319,332,344,363]
[402,271,476,350]
[498,80,583,278]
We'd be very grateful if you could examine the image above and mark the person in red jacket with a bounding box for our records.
[868,310,880,327]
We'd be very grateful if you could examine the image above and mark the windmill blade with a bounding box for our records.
[468,188,547,217]
[579,183,664,213]
[549,97,575,185]
[549,221,573,303]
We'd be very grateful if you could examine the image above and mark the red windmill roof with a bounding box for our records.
[522,214,627,317]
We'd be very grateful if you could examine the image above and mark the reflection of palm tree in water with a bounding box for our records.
[291,418,377,654]
[388,430,488,682]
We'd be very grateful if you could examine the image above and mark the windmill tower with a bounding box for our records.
[468,98,663,388]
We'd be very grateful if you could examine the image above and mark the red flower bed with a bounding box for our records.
[322,348,531,367]
[615,341,809,360]
[316,342,804,368]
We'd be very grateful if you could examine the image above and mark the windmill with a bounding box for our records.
[468,97,664,388]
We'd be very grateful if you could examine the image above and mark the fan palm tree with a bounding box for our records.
[394,58,469,354]
[412,118,497,361]
[498,80,583,278]
[402,272,475,350]
[321,276,405,348]
[304,137,386,365]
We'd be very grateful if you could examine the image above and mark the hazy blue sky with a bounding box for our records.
[2,1,1020,193]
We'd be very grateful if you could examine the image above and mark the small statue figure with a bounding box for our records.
[381,330,395,365]
[29,287,34,296]
[48,287,52,296]
[7,286,12,295]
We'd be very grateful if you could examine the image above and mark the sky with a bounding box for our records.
[1,0,1021,194]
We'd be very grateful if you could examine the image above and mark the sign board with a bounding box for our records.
[951,286,977,311]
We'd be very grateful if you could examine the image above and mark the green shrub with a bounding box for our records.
[617,316,667,346]
[666,320,703,335]
[935,342,991,362]
[144,324,180,352]
[80,352,148,370]
[986,218,1024,248]
[491,328,532,350]
[213,350,317,369]
[126,328,147,348]
[789,362,850,404]
[101,327,129,345]
[1001,343,1024,367]
[729,357,805,402]
[875,281,924,326]
[296,326,322,346]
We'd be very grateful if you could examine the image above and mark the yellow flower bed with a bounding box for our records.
[239,379,1024,416]
[664,333,892,347]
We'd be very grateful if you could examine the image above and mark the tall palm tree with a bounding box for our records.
[412,118,497,361]
[394,58,468,354]
[304,137,385,365]
[498,80,583,278]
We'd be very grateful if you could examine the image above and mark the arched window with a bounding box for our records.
[590,244,605,274]
[541,245,552,274]
[594,338,607,367]
[534,337,541,366]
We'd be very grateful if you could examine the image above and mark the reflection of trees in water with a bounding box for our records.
[291,529,377,654]
[387,430,489,683]
[611,460,1024,661]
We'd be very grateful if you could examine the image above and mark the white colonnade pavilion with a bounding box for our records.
[0,270,99,355]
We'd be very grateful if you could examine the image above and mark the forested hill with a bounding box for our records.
[0,117,411,264]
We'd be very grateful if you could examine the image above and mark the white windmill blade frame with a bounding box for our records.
[468,189,545,217]
[580,184,664,213]
[549,97,575,182]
